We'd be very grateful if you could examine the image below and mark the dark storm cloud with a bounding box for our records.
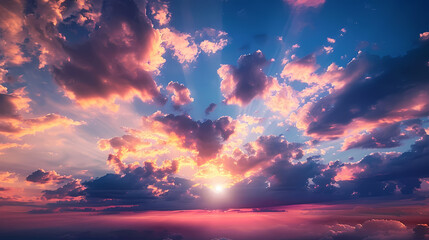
[219,50,274,106]
[205,103,217,115]
[304,41,429,138]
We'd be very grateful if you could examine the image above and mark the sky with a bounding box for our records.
[0,0,429,239]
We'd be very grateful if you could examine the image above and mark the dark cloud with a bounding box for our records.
[42,180,84,200]
[413,224,429,240]
[26,169,72,184]
[304,41,429,139]
[342,123,407,150]
[205,103,217,115]
[0,93,20,119]
[343,121,427,150]
[219,50,274,106]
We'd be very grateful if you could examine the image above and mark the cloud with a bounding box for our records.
[219,50,275,106]
[45,160,187,208]
[342,123,407,150]
[342,120,426,150]
[324,46,334,54]
[150,0,171,26]
[166,81,194,109]
[145,112,235,165]
[326,219,413,240]
[196,28,228,55]
[223,135,303,175]
[420,32,429,41]
[42,180,84,200]
[26,169,72,184]
[200,39,228,55]
[0,87,30,119]
[264,79,299,117]
[0,0,29,66]
[205,103,217,115]
[1,113,83,138]
[160,28,200,64]
[296,41,429,139]
[285,0,325,8]
[0,171,18,183]
[327,37,336,43]
[0,86,82,138]
[51,0,167,109]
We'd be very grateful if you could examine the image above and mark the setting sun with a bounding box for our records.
[213,185,225,194]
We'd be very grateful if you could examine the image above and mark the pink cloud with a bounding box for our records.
[166,81,194,108]
[420,32,429,41]
[161,28,200,64]
[200,39,228,55]
[0,0,30,66]
[151,1,171,26]
[285,0,325,8]
[26,169,72,184]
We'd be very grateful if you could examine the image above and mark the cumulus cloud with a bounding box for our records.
[26,169,72,184]
[52,0,167,109]
[219,50,275,106]
[144,112,235,165]
[166,81,194,109]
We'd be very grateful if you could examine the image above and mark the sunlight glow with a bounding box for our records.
[213,185,224,194]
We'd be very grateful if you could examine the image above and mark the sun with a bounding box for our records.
[213,185,224,194]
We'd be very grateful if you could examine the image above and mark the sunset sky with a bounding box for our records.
[1,0,429,239]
